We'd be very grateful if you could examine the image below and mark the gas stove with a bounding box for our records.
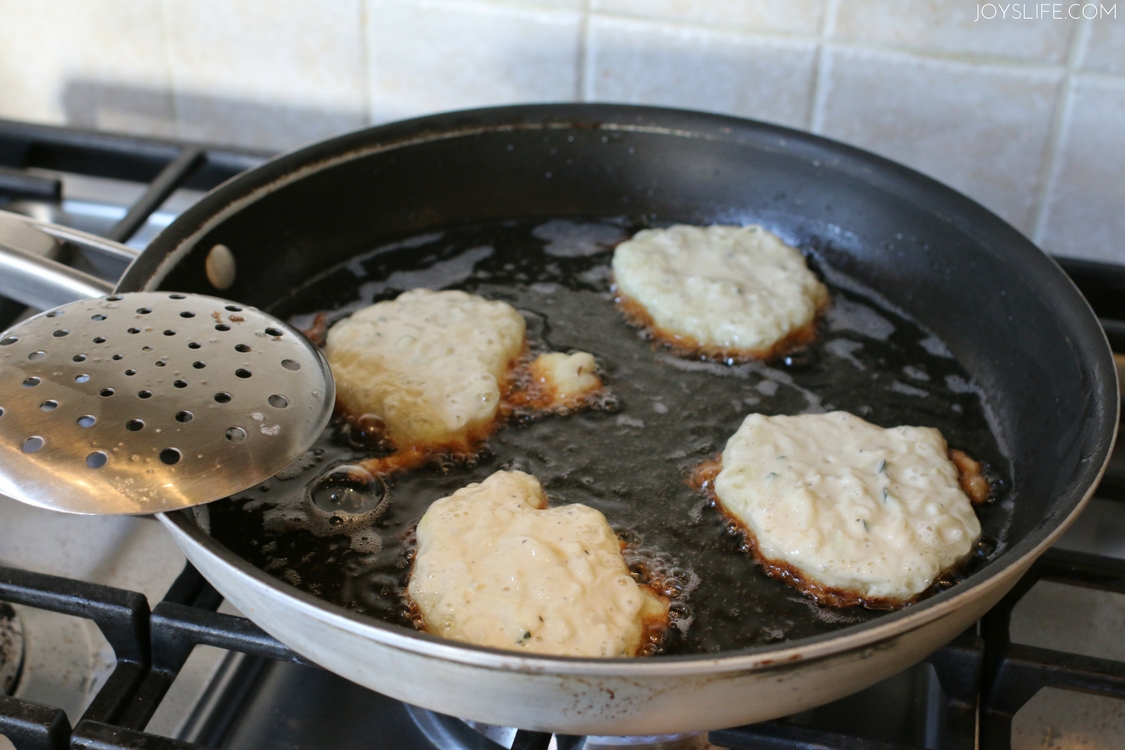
[1,118,1123,750]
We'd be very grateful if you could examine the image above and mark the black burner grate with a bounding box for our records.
[0,561,559,750]
[979,549,1125,750]
[8,552,1125,749]
[0,118,265,243]
[0,562,294,750]
[711,631,982,750]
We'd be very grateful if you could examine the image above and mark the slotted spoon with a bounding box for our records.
[0,291,334,515]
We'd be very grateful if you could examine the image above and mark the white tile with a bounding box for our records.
[366,0,583,124]
[592,0,826,36]
[1039,77,1125,263]
[587,17,818,129]
[0,0,174,136]
[418,0,585,7]
[818,46,1063,232]
[834,0,1075,63]
[1081,16,1125,74]
[165,0,369,151]
[463,0,587,9]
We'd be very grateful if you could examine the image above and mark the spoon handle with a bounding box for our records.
[0,210,138,308]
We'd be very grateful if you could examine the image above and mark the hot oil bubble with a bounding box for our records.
[344,413,388,449]
[311,465,386,515]
[350,530,383,554]
[623,544,701,637]
[974,534,999,560]
[780,348,817,370]
[298,464,393,548]
[253,459,389,542]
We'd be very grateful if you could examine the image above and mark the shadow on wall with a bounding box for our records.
[61,79,369,152]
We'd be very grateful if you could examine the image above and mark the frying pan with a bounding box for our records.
[0,104,1116,735]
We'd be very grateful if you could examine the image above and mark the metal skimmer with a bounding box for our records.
[0,292,334,515]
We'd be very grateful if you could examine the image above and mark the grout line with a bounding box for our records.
[1030,17,1091,245]
[433,0,593,21]
[584,8,1105,76]
[390,0,1124,83]
[359,0,375,126]
[158,0,181,139]
[825,38,1067,74]
[1069,69,1125,86]
[589,8,826,45]
[808,0,840,133]
[451,0,588,9]
[576,0,591,102]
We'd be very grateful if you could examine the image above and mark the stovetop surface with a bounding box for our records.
[1,117,1124,750]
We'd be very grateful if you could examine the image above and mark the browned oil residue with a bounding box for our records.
[688,456,723,493]
[301,311,330,347]
[951,448,992,504]
[622,540,681,657]
[356,431,500,478]
[615,290,824,364]
[339,349,614,478]
[502,353,609,415]
[636,602,669,658]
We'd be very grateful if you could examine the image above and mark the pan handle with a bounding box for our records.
[0,209,140,309]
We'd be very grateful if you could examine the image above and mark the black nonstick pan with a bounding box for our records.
[0,104,1115,734]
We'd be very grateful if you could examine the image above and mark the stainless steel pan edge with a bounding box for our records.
[159,373,1117,735]
[158,506,1055,734]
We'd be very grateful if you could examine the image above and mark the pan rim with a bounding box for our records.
[141,103,1118,674]
[159,454,1111,676]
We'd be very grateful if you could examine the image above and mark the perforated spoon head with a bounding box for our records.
[0,292,334,515]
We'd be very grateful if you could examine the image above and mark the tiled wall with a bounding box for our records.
[1,0,1122,261]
